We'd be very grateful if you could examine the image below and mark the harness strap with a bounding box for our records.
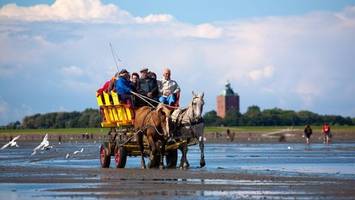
[140,108,166,137]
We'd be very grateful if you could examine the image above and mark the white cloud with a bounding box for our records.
[248,65,274,81]
[1,3,355,124]
[186,23,223,39]
[61,65,84,77]
[135,14,174,24]
[335,6,355,27]
[0,0,172,24]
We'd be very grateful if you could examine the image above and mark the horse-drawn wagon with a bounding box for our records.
[96,91,205,169]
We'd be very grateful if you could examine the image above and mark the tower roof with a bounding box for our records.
[221,81,238,96]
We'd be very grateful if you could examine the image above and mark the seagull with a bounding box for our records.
[31,134,52,156]
[199,136,207,142]
[73,148,84,155]
[65,153,70,159]
[1,135,20,150]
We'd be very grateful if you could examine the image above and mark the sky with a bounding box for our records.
[0,0,355,125]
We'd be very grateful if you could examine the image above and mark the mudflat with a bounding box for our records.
[1,140,355,199]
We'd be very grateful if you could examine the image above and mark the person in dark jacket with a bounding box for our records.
[137,68,159,106]
[147,71,159,100]
[115,69,134,107]
[304,124,312,144]
[131,72,140,91]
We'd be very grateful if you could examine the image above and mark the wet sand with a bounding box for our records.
[1,141,355,199]
[2,166,355,200]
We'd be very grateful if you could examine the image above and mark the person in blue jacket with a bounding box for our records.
[115,69,134,107]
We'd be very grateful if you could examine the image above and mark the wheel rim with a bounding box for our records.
[115,148,121,166]
[100,145,106,165]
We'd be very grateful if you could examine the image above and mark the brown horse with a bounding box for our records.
[134,104,171,169]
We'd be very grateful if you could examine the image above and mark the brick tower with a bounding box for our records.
[216,82,240,118]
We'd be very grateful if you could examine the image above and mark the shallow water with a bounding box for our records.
[1,141,355,199]
[1,142,355,178]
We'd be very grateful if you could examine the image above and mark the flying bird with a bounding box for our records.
[1,135,20,150]
[73,148,84,155]
[31,134,52,156]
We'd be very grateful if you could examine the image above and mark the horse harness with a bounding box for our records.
[171,105,204,139]
[138,107,166,137]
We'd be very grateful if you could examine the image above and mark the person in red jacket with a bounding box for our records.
[322,123,332,144]
[96,72,119,96]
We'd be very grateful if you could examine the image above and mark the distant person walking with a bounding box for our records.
[303,124,312,144]
[322,123,332,144]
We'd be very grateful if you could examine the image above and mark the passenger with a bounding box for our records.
[130,72,140,107]
[131,72,140,91]
[96,72,119,96]
[303,124,312,144]
[159,68,180,106]
[322,123,332,144]
[115,69,134,107]
[108,72,119,92]
[149,71,157,80]
[138,68,159,104]
[147,71,159,100]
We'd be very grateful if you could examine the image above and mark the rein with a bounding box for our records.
[131,91,179,109]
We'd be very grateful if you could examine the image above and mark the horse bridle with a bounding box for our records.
[175,96,204,139]
[189,96,204,124]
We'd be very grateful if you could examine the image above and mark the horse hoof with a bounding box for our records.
[200,160,206,168]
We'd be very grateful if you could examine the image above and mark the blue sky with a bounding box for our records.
[0,0,355,125]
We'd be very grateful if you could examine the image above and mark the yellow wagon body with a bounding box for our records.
[96,91,133,128]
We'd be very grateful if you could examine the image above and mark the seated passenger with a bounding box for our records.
[96,72,119,96]
[130,72,140,92]
[115,69,134,107]
[137,68,159,107]
[138,68,159,98]
[159,68,180,106]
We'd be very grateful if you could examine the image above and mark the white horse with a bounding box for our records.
[170,91,205,169]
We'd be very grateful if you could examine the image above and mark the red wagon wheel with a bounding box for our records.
[100,144,111,168]
[114,145,127,168]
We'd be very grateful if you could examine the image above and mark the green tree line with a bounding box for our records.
[1,108,101,129]
[204,105,355,126]
[1,106,354,129]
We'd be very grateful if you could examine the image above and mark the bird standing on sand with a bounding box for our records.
[31,134,52,156]
[1,135,20,150]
